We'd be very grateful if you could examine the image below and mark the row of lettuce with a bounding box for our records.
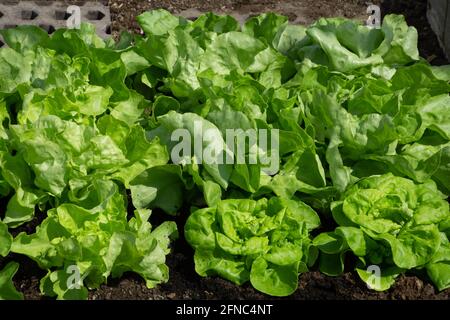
[0,10,449,299]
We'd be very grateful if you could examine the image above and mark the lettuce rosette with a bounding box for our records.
[185,197,320,296]
[314,173,450,290]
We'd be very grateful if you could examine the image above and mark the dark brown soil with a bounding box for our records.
[109,0,375,37]
[1,0,449,300]
[380,0,448,65]
[87,256,450,300]
[7,244,450,301]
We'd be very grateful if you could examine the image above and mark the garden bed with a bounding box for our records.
[6,209,450,300]
[110,0,448,65]
[1,0,449,300]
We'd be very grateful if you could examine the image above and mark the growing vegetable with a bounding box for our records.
[0,10,448,299]
[185,197,320,296]
[313,174,450,290]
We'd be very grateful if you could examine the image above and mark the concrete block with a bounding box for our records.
[0,1,111,47]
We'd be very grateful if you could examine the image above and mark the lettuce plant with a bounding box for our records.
[0,24,178,299]
[185,197,320,296]
[0,10,449,299]
[314,174,450,290]
[11,181,177,299]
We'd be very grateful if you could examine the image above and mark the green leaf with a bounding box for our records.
[130,165,184,215]
[356,265,402,291]
[149,111,232,189]
[11,183,177,297]
[194,249,250,285]
[185,197,319,296]
[313,232,346,254]
[305,20,383,72]
[113,128,169,186]
[418,94,450,140]
[272,24,307,56]
[243,13,288,45]
[0,25,48,52]
[137,9,187,36]
[0,262,23,300]
[121,49,151,76]
[250,256,299,296]
[4,191,37,227]
[426,235,450,291]
[0,222,12,257]
[318,252,345,276]
[200,32,267,75]
[0,10,449,299]
[40,269,89,300]
[191,12,239,35]
[377,14,419,64]
[137,29,204,97]
[0,48,32,97]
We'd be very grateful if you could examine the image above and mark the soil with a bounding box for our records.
[380,0,449,65]
[1,0,449,300]
[110,0,373,35]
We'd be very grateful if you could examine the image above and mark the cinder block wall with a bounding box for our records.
[427,0,450,59]
[0,1,111,47]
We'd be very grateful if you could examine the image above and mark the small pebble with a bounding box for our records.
[167,292,176,299]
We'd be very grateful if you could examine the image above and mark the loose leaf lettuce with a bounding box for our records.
[11,182,178,298]
[185,197,320,296]
[0,10,449,299]
[314,174,450,290]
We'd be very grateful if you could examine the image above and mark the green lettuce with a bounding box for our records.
[0,9,449,299]
[314,174,450,290]
[185,197,320,296]
[11,181,178,299]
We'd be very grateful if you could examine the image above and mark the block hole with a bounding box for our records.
[87,10,105,20]
[21,10,39,20]
[55,10,71,20]
[105,25,111,35]
[39,24,56,34]
[0,12,3,19]
[0,39,4,48]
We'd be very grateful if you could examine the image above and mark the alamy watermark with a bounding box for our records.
[66,265,89,290]
[170,122,280,175]
[366,4,381,28]
[366,265,381,290]
[66,5,81,29]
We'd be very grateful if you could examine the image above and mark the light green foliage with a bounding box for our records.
[185,197,320,296]
[314,174,450,290]
[0,10,449,299]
